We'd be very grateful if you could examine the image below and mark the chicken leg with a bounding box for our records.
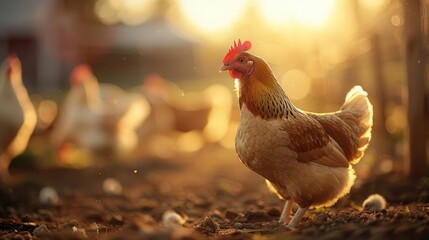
[287,207,309,228]
[279,200,294,224]
[0,154,12,183]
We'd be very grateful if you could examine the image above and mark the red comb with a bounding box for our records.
[70,64,92,86]
[223,39,252,64]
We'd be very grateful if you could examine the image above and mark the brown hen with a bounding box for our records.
[219,40,373,228]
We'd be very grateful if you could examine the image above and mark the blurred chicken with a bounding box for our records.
[133,74,232,155]
[166,84,232,143]
[51,65,150,165]
[0,55,37,181]
[133,74,176,139]
[219,40,373,228]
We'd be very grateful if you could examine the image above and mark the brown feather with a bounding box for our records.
[281,113,349,168]
[309,113,359,162]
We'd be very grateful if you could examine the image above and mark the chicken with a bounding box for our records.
[132,74,232,155]
[0,55,37,181]
[51,65,150,165]
[219,40,373,228]
[133,74,176,140]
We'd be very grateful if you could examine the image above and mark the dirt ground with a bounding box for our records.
[1,144,428,240]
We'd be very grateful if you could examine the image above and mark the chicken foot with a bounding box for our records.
[286,207,309,229]
[279,200,294,224]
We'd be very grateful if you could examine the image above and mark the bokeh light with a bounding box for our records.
[391,15,402,27]
[385,105,407,134]
[359,0,389,9]
[95,0,156,25]
[258,0,336,28]
[280,69,312,100]
[176,0,246,34]
[177,130,205,152]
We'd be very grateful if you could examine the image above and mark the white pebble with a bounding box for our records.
[39,187,59,205]
[72,226,88,238]
[102,178,123,196]
[162,210,186,228]
[362,194,387,211]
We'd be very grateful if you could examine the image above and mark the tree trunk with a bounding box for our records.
[403,0,428,180]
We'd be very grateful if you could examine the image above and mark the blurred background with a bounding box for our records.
[0,0,428,182]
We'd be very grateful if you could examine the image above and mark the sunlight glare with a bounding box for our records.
[258,0,335,27]
[177,0,246,34]
[359,0,388,9]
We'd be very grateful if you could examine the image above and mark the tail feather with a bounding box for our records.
[340,85,373,164]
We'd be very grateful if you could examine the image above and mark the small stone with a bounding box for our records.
[362,194,387,212]
[72,226,88,238]
[39,187,59,205]
[194,217,219,234]
[233,222,244,229]
[102,178,123,196]
[33,224,50,237]
[163,210,186,228]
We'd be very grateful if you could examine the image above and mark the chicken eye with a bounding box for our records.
[239,58,245,63]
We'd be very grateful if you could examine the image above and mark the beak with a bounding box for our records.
[219,63,232,72]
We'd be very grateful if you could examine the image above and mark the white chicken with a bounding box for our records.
[0,55,37,181]
[51,65,150,165]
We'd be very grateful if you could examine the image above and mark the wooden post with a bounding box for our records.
[403,0,428,180]
[371,35,392,154]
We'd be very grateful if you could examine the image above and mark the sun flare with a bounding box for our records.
[258,0,336,28]
[177,0,246,34]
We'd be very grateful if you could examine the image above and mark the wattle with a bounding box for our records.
[229,70,243,79]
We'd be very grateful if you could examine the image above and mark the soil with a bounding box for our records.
[1,144,428,240]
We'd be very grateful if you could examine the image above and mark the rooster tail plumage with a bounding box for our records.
[340,85,373,164]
